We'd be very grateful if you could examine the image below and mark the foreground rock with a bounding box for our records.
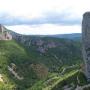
[82,12,90,81]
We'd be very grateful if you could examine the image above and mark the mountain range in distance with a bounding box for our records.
[49,33,81,40]
[22,33,81,40]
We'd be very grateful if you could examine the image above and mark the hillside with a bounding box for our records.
[11,33,82,70]
[0,30,87,90]
[0,40,39,90]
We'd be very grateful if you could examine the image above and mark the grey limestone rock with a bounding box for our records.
[82,12,90,80]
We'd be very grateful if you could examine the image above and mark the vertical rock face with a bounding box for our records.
[82,12,90,80]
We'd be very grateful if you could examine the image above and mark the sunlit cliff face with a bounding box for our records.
[0,25,12,40]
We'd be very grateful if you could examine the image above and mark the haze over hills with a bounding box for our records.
[25,33,81,40]
[0,25,87,90]
[49,33,81,40]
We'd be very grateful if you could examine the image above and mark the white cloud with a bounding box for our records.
[6,24,81,35]
[0,0,89,34]
[0,0,89,19]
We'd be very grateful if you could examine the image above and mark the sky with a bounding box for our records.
[0,0,90,35]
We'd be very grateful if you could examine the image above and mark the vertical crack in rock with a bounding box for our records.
[82,12,90,81]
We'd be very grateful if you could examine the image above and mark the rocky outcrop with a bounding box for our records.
[37,46,46,53]
[82,12,90,81]
[8,63,24,80]
[0,25,12,40]
[11,32,59,53]
[0,74,4,82]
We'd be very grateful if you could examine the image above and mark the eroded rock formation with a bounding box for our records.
[82,12,90,80]
[0,24,12,40]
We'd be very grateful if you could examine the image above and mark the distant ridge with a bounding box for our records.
[21,33,81,40]
[49,33,81,40]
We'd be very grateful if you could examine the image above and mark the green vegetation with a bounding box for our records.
[0,37,87,90]
[30,70,87,90]
[20,37,82,71]
[0,40,38,90]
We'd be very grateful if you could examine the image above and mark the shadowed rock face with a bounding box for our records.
[82,12,90,80]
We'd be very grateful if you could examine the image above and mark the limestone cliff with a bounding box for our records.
[82,12,90,80]
[0,24,12,40]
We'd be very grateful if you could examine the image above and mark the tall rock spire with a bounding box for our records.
[82,12,90,81]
